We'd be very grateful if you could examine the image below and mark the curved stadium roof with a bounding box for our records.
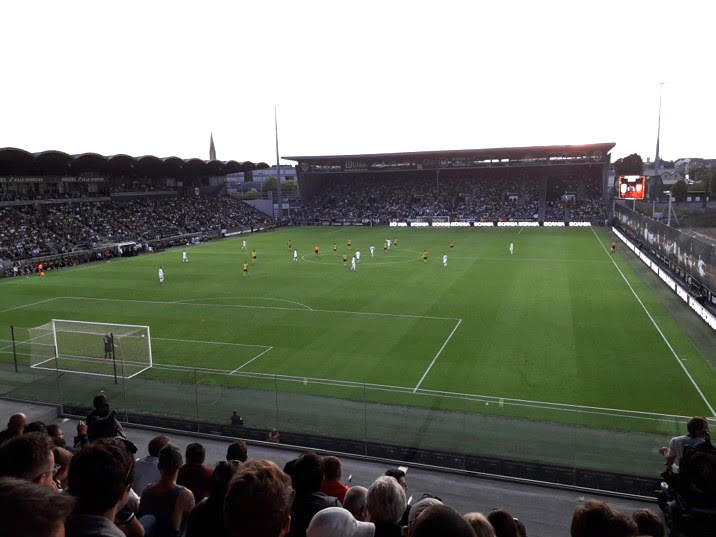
[0,148,268,177]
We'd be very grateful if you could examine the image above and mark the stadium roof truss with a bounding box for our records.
[285,143,615,174]
[0,147,269,178]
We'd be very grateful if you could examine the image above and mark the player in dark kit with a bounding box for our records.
[314,245,319,256]
[610,241,616,254]
[103,334,112,360]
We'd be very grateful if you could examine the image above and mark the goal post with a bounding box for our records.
[29,319,152,379]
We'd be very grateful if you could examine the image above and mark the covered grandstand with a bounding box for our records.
[286,143,615,225]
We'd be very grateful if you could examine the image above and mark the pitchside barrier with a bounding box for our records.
[614,203,716,295]
[612,227,716,331]
[389,221,592,227]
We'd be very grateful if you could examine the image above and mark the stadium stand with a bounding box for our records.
[0,401,680,537]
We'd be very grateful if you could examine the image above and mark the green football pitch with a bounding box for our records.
[1,226,714,475]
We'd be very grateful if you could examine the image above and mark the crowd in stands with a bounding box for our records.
[299,175,605,224]
[0,196,271,267]
[0,393,689,537]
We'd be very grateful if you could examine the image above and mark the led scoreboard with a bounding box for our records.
[617,175,646,200]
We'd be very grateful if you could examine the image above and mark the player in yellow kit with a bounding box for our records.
[242,262,249,276]
[332,243,337,254]
[449,239,455,249]
[342,254,348,266]
[251,250,257,264]
[347,239,352,248]
[423,249,429,263]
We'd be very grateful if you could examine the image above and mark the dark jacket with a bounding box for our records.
[289,491,341,537]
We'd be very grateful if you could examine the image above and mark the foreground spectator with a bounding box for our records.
[320,456,349,503]
[307,506,375,537]
[660,416,710,473]
[631,508,664,537]
[66,439,135,537]
[53,446,73,490]
[138,444,195,537]
[224,459,293,537]
[0,412,26,445]
[0,432,58,490]
[411,504,475,537]
[384,468,409,526]
[186,461,238,537]
[134,435,170,494]
[47,424,68,449]
[570,500,636,537]
[289,452,341,537]
[177,442,212,502]
[226,439,248,463]
[0,476,75,537]
[25,421,47,434]
[463,513,496,537]
[486,510,520,537]
[343,486,370,522]
[87,394,122,442]
[407,497,443,534]
[367,476,406,537]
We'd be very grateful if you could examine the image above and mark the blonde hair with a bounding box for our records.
[463,512,497,537]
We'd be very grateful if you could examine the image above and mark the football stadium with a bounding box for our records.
[1,141,714,507]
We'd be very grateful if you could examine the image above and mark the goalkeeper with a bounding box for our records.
[103,334,112,360]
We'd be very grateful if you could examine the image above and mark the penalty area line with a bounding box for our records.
[591,227,716,417]
[413,319,462,392]
[230,346,274,374]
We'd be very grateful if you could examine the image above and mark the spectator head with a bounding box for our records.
[0,432,56,490]
[293,452,324,494]
[487,510,518,537]
[226,439,248,463]
[307,507,375,537]
[687,416,709,437]
[46,424,66,448]
[411,505,476,537]
[384,468,407,492]
[367,476,406,525]
[53,446,73,489]
[68,438,135,516]
[209,461,239,500]
[92,393,109,411]
[323,456,343,481]
[571,500,609,537]
[185,442,206,465]
[343,486,370,522]
[632,509,664,537]
[25,421,47,435]
[158,444,183,477]
[5,413,26,435]
[0,477,75,537]
[407,497,443,534]
[464,513,497,537]
[147,435,170,457]
[224,459,293,537]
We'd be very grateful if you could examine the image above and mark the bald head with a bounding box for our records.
[8,414,26,434]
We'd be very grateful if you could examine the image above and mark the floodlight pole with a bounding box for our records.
[274,106,282,224]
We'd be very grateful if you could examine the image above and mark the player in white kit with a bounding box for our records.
[509,242,514,255]
[293,249,298,262]
[241,240,247,250]
[370,245,375,257]
[386,239,392,250]
[351,256,356,271]
[355,250,361,263]
[182,250,188,263]
[158,266,165,284]
[443,254,448,268]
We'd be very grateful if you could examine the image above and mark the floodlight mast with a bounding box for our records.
[654,83,663,181]
[274,106,282,223]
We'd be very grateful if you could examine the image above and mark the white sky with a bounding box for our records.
[2,0,714,165]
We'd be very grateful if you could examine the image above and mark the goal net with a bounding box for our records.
[29,319,152,379]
